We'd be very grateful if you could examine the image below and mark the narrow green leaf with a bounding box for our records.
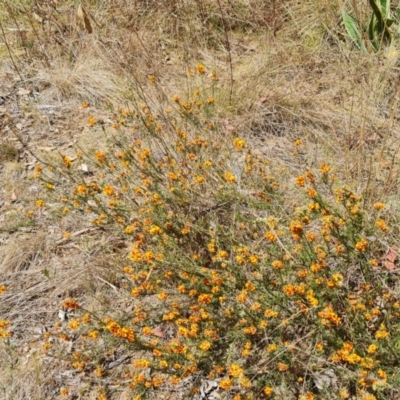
[369,0,384,22]
[369,0,392,43]
[369,14,380,50]
[342,10,367,52]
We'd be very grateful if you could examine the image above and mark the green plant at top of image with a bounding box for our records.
[342,0,397,52]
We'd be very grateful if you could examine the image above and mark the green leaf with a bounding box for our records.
[369,13,381,49]
[379,0,391,19]
[369,0,393,46]
[369,0,384,22]
[342,10,367,52]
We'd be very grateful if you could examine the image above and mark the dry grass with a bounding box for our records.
[2,0,400,399]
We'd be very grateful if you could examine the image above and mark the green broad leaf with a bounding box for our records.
[379,0,391,19]
[342,10,367,52]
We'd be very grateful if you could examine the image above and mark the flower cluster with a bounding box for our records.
[33,64,399,400]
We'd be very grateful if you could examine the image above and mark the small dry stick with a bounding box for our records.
[0,19,24,82]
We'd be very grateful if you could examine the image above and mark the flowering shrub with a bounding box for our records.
[31,66,400,400]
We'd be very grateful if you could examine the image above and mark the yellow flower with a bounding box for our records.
[318,305,341,325]
[68,319,80,330]
[294,139,302,146]
[367,344,378,354]
[134,359,151,369]
[264,309,278,318]
[219,378,233,390]
[315,342,324,350]
[373,202,385,210]
[265,231,277,242]
[149,225,163,235]
[296,175,306,187]
[62,155,72,168]
[196,63,206,75]
[243,325,257,335]
[361,394,376,400]
[157,291,168,301]
[267,344,277,352]
[95,366,104,378]
[42,342,51,351]
[198,294,213,304]
[249,255,259,264]
[290,220,303,235]
[198,340,211,352]
[195,175,204,184]
[103,185,115,196]
[377,369,387,380]
[375,329,390,340]
[168,172,178,180]
[376,219,388,231]
[308,187,317,198]
[36,199,45,207]
[250,302,262,312]
[355,238,368,252]
[72,361,85,370]
[264,387,273,396]
[283,284,296,296]
[228,364,244,378]
[320,163,331,174]
[245,281,255,291]
[26,210,35,218]
[239,377,251,388]
[236,290,247,303]
[305,231,316,242]
[87,330,99,340]
[223,171,236,183]
[299,394,315,400]
[272,260,284,269]
[235,255,245,264]
[233,138,246,150]
[216,250,229,259]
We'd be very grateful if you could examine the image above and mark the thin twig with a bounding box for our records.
[0,19,24,82]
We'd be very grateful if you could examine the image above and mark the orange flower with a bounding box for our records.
[355,238,368,252]
[277,362,289,372]
[219,378,233,390]
[228,364,244,378]
[265,231,277,242]
[196,63,206,75]
[296,175,306,187]
[376,219,388,231]
[373,202,385,210]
